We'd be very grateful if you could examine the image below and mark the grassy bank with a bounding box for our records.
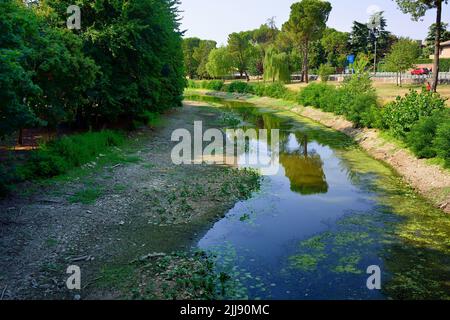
[0,130,139,196]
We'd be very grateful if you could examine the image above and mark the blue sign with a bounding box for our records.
[347,55,355,64]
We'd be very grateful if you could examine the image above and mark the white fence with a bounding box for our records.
[320,72,450,84]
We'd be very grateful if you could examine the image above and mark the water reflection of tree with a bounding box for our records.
[280,133,328,195]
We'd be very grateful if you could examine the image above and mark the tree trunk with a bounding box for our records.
[245,71,250,82]
[18,128,24,146]
[399,72,402,87]
[302,42,309,84]
[432,0,442,92]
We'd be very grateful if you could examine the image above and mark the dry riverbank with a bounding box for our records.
[0,103,260,300]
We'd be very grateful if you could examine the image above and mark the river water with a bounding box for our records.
[187,94,450,300]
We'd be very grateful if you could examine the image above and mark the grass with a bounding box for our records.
[285,81,450,106]
[69,187,104,204]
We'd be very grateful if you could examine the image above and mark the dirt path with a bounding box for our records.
[202,91,450,214]
[0,103,260,300]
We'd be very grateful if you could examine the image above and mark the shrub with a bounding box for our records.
[25,130,124,179]
[382,90,447,138]
[187,80,199,88]
[345,92,382,128]
[298,83,337,109]
[204,80,225,91]
[318,64,335,82]
[0,164,17,195]
[227,81,254,94]
[252,83,267,96]
[263,82,289,99]
[434,121,450,167]
[406,111,445,159]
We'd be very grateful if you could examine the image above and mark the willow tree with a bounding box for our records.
[263,46,290,83]
[206,47,234,79]
[283,0,332,83]
[395,0,449,92]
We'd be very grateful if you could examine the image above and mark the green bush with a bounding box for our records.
[439,58,450,72]
[227,81,254,94]
[298,76,382,128]
[203,80,225,91]
[382,90,447,138]
[0,164,17,195]
[318,64,335,82]
[262,82,289,99]
[298,83,336,109]
[345,92,382,128]
[434,121,450,167]
[187,79,199,89]
[24,130,125,179]
[406,111,446,159]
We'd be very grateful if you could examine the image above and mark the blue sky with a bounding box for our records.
[179,0,450,45]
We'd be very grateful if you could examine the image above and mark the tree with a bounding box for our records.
[394,0,449,92]
[263,46,291,83]
[282,0,332,83]
[227,32,256,81]
[182,37,201,79]
[384,38,421,86]
[193,40,217,79]
[350,12,392,67]
[425,23,450,56]
[321,28,350,67]
[206,47,234,79]
[43,0,186,126]
[248,22,280,77]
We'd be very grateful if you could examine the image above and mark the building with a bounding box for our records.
[429,40,450,59]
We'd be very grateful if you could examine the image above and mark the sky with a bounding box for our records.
[179,0,450,45]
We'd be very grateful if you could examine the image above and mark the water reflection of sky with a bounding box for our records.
[198,106,388,300]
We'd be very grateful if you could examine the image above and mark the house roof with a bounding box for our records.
[441,40,450,47]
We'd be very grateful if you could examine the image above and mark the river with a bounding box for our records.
[186,94,450,300]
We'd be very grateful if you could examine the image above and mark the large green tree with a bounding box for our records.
[394,0,449,92]
[321,28,350,67]
[193,40,217,79]
[227,32,256,81]
[206,47,234,79]
[282,0,332,83]
[182,37,201,79]
[0,0,97,142]
[384,38,421,86]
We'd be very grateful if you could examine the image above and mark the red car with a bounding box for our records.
[411,68,431,75]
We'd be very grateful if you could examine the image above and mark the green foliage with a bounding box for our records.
[384,38,421,85]
[298,83,336,108]
[298,75,382,128]
[226,81,255,94]
[193,40,217,79]
[186,80,224,91]
[24,131,125,179]
[263,46,291,83]
[283,0,332,81]
[321,28,349,67]
[406,111,446,159]
[382,90,447,138]
[206,47,233,78]
[182,37,201,79]
[1,0,185,136]
[227,32,256,79]
[318,64,335,82]
[434,121,450,167]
